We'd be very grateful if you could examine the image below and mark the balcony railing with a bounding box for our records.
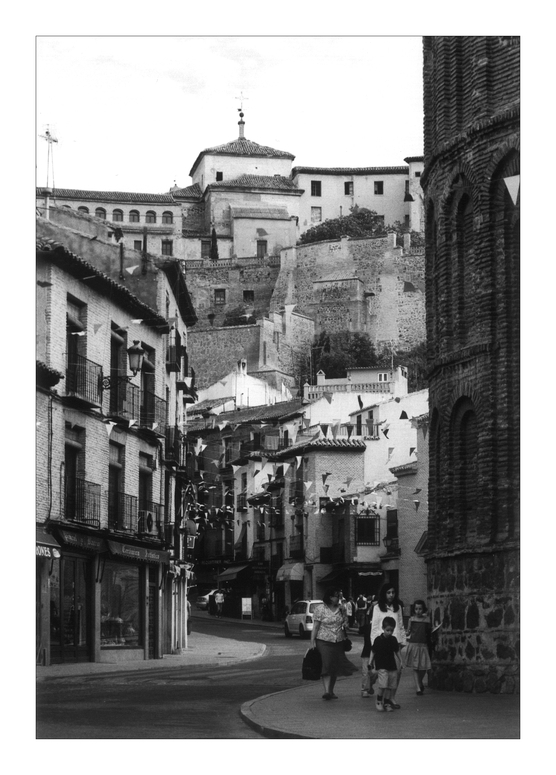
[138,501,164,538]
[237,494,248,512]
[166,330,182,372]
[65,477,101,528]
[289,533,304,559]
[108,491,138,534]
[164,426,185,465]
[140,390,167,433]
[66,354,102,406]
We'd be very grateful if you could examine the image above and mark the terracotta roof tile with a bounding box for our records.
[211,174,299,192]
[36,188,176,204]
[189,137,295,176]
[292,165,409,176]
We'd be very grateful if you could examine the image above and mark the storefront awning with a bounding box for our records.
[36,527,61,558]
[56,529,107,554]
[276,562,304,582]
[107,540,170,565]
[318,568,348,585]
[217,564,251,582]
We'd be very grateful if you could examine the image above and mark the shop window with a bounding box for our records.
[101,561,142,647]
[374,181,384,195]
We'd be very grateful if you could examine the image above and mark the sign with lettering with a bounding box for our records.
[58,530,106,553]
[36,545,60,559]
[107,540,170,565]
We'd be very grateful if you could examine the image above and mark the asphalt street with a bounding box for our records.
[36,615,309,739]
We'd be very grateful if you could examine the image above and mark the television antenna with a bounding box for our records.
[39,125,58,189]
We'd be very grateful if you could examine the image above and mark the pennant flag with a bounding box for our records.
[345,423,353,439]
[125,265,140,275]
[217,421,228,430]
[322,473,329,485]
[323,392,333,404]
[358,395,363,409]
[365,419,374,430]
[382,428,390,438]
[387,447,394,461]
[93,323,103,334]
[400,411,408,419]
[413,488,422,494]
[105,421,116,436]
[128,419,136,428]
[504,174,520,205]
[345,477,353,488]
[151,423,158,431]
[296,456,303,469]
[302,417,311,429]
[409,447,416,456]
[422,425,428,440]
[199,444,206,453]
[321,423,329,438]
[282,463,291,475]
[131,319,143,324]
[304,481,313,490]
[231,465,241,474]
[414,500,420,510]
[324,484,329,494]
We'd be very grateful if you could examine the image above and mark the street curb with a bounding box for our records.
[240,686,316,740]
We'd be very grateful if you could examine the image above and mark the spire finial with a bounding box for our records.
[235,91,248,139]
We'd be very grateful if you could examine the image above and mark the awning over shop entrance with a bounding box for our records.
[276,562,304,582]
[36,527,61,559]
[217,564,251,582]
[318,568,348,585]
[107,540,170,565]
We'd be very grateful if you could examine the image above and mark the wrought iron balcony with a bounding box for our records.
[138,501,164,538]
[289,533,304,559]
[64,477,101,528]
[66,354,102,406]
[108,491,138,534]
[140,390,167,434]
[164,426,185,465]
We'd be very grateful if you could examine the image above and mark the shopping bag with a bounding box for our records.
[302,647,322,680]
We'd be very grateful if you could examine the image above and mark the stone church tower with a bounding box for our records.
[422,36,520,693]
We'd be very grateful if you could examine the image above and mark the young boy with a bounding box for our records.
[370,616,402,712]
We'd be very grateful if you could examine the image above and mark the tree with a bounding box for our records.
[221,305,256,327]
[298,206,388,245]
[311,330,379,380]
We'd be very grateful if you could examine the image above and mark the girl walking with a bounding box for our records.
[370,583,406,708]
[404,599,432,694]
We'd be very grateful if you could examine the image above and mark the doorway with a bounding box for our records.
[50,556,90,663]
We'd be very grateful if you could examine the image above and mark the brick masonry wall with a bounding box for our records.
[423,36,520,692]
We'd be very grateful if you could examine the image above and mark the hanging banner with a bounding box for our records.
[504,174,520,205]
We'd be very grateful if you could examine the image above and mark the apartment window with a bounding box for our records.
[356,414,362,436]
[311,207,322,223]
[78,206,89,215]
[162,211,173,224]
[161,239,173,256]
[311,180,322,197]
[139,453,153,511]
[95,208,106,220]
[415,171,421,178]
[386,509,399,540]
[66,297,86,395]
[405,180,410,196]
[146,211,157,224]
[344,181,354,195]
[214,289,226,305]
[256,240,267,258]
[108,442,124,531]
[243,290,254,304]
[112,209,123,222]
[216,171,223,181]
[405,215,410,229]
[356,514,380,545]
[64,425,84,522]
[378,372,389,382]
[201,240,211,258]
[374,181,384,195]
[133,240,142,251]
[129,210,140,223]
[109,323,127,415]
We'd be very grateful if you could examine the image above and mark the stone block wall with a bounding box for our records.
[187,324,262,390]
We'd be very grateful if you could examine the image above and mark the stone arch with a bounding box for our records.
[449,396,479,544]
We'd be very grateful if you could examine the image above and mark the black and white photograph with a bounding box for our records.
[28,23,532,754]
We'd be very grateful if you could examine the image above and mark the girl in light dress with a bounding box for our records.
[404,599,432,694]
[370,583,406,708]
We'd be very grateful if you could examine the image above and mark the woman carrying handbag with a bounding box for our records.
[310,588,358,700]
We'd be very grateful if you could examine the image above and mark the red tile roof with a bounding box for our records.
[210,174,300,192]
[189,137,295,176]
[291,166,409,176]
[36,188,176,204]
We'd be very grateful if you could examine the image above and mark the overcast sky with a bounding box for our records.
[36,36,424,194]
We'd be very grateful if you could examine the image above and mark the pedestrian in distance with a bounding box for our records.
[356,594,368,632]
[214,589,224,618]
[404,599,432,695]
[345,596,355,628]
[310,588,358,700]
[359,605,378,698]
[370,582,406,708]
[370,616,402,712]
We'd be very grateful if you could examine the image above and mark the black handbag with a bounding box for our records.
[302,647,322,680]
[342,628,352,652]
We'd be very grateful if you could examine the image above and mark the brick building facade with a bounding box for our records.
[422,36,520,692]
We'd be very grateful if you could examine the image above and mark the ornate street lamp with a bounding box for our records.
[101,340,144,390]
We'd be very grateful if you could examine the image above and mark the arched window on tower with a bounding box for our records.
[453,189,475,344]
[452,398,478,545]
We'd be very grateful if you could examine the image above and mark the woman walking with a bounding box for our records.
[311,588,358,700]
[370,582,406,708]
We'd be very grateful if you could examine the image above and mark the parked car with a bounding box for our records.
[196,589,218,610]
[284,600,323,638]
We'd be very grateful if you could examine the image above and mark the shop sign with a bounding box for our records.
[107,540,169,565]
[36,545,61,559]
[58,530,106,553]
